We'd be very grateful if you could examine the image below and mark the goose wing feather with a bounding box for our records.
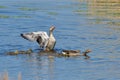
[21,31,49,48]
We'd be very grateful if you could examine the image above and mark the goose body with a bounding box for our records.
[21,26,56,51]
[61,49,91,57]
[62,50,80,56]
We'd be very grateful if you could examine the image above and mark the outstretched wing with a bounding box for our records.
[21,32,38,41]
[21,31,49,48]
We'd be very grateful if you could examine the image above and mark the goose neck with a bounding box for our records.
[49,30,54,37]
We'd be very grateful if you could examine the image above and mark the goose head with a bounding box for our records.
[84,49,92,54]
[49,26,55,32]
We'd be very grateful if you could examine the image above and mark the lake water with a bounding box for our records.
[0,0,120,80]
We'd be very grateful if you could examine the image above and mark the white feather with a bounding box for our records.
[21,26,56,51]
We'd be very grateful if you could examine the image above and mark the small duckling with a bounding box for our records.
[7,50,19,55]
[25,49,33,54]
[18,50,26,54]
[18,49,33,54]
[7,49,33,55]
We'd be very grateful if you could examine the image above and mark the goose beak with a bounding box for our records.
[50,26,55,31]
[52,26,55,30]
[86,49,92,53]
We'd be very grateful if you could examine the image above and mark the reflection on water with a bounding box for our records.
[77,0,120,26]
[88,0,120,19]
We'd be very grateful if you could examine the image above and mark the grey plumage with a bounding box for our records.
[21,26,56,51]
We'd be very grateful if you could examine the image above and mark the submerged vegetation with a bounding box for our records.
[0,5,7,8]
[19,7,39,11]
[47,12,58,16]
[0,15,10,18]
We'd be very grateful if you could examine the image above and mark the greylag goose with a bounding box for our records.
[21,26,56,51]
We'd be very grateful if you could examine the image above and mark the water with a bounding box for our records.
[0,0,120,80]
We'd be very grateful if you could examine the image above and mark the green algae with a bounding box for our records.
[19,7,39,11]
[0,15,10,18]
[47,12,58,16]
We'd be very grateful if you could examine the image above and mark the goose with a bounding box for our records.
[21,26,56,51]
[61,49,92,57]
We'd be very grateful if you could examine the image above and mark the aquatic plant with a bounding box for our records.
[13,15,32,19]
[0,5,7,8]
[47,12,58,16]
[0,15,9,18]
[19,7,39,11]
